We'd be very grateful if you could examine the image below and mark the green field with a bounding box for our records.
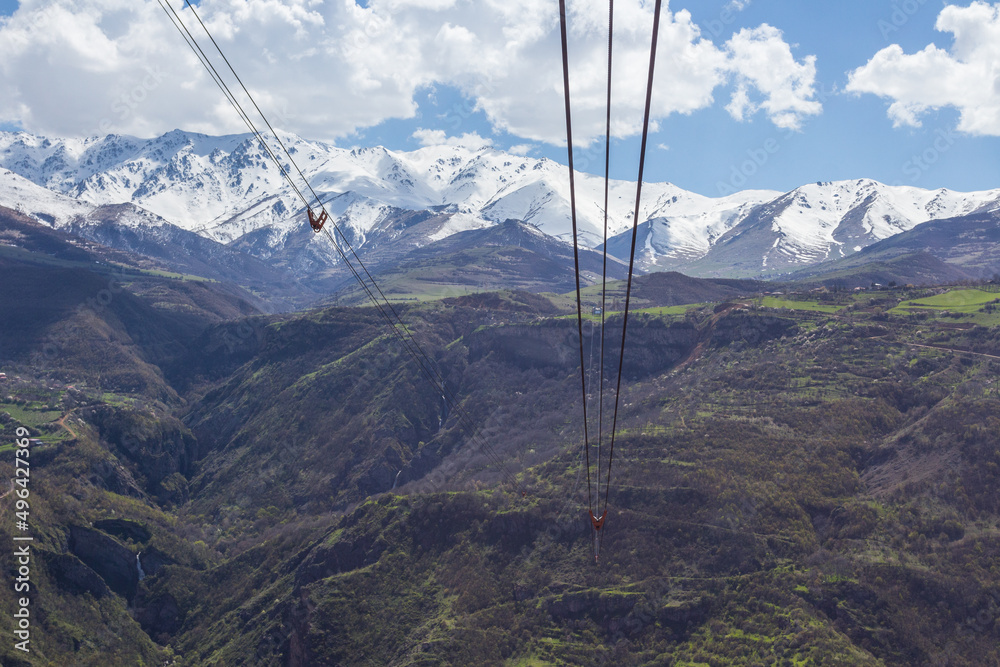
[100,392,140,407]
[560,293,853,321]
[896,288,998,310]
[0,246,214,282]
[337,279,492,306]
[892,288,1000,325]
[760,296,844,313]
[556,303,701,322]
[639,304,701,317]
[108,261,215,282]
[577,279,627,299]
[0,403,61,427]
[0,401,76,448]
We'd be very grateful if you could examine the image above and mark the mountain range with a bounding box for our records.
[3,218,1000,664]
[3,131,1000,666]
[1,129,999,299]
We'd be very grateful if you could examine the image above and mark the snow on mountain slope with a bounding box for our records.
[619,186,780,260]
[379,145,780,251]
[655,179,1000,278]
[756,180,1000,270]
[0,130,306,237]
[0,168,94,225]
[2,130,1000,279]
[0,130,774,254]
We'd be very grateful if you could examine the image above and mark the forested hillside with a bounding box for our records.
[2,250,999,665]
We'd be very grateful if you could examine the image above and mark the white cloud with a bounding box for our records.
[724,25,821,130]
[507,143,535,156]
[657,142,670,151]
[411,128,492,149]
[847,1,1000,135]
[0,0,822,144]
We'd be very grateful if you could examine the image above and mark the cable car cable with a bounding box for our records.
[596,0,615,548]
[159,0,524,492]
[557,0,597,541]
[600,0,664,553]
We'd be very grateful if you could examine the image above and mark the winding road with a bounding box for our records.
[56,412,79,439]
[903,342,1000,361]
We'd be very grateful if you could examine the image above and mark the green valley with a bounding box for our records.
[1,250,999,665]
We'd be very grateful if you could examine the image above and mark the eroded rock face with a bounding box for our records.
[710,313,797,348]
[294,532,386,587]
[68,525,138,600]
[94,518,152,543]
[88,458,144,498]
[620,318,700,379]
[134,589,183,639]
[82,404,199,493]
[545,590,638,620]
[466,317,700,381]
[138,548,174,577]
[62,522,184,642]
[39,550,110,599]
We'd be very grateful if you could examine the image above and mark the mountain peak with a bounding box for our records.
[2,129,998,281]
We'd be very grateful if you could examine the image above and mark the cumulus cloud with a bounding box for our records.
[847,1,1000,135]
[411,128,492,149]
[724,25,821,130]
[0,0,822,144]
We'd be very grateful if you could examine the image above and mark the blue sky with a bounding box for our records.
[348,0,1000,196]
[1,0,998,197]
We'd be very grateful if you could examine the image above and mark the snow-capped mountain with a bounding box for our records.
[0,166,95,226]
[744,179,998,268]
[0,129,771,251]
[1,129,999,280]
[607,179,1000,277]
[0,166,309,298]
